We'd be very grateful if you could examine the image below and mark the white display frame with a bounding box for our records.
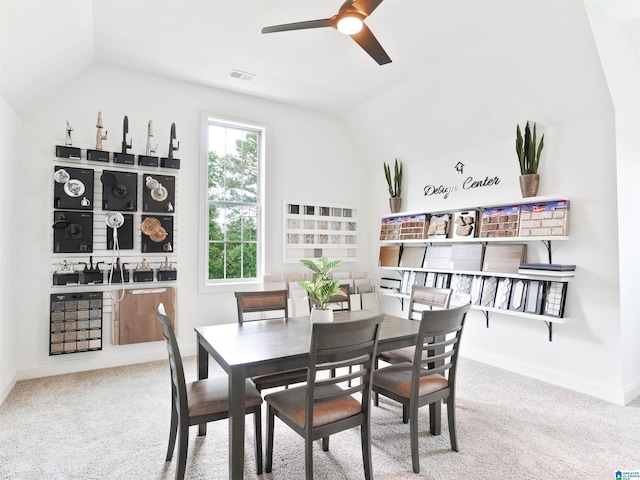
[283,199,358,263]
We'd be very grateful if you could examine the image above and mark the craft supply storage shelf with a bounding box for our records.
[378,196,573,341]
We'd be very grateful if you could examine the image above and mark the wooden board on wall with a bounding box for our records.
[114,287,176,345]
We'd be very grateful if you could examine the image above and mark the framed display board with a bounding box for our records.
[283,199,357,263]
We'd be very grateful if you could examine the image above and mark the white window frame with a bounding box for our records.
[199,112,266,290]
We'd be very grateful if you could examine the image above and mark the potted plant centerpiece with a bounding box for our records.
[384,158,403,213]
[516,121,545,197]
[298,256,344,323]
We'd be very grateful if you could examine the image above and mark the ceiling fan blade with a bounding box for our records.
[350,24,391,65]
[262,18,333,34]
[352,0,384,16]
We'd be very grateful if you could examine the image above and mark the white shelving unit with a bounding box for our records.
[378,196,573,341]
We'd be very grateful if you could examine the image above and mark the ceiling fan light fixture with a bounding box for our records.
[337,15,363,35]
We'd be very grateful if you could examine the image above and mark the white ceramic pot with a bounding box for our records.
[310,308,333,323]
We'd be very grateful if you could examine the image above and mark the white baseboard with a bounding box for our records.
[0,376,17,407]
[623,378,640,405]
[14,342,197,382]
[461,348,629,405]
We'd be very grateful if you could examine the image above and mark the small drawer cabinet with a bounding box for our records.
[50,291,103,355]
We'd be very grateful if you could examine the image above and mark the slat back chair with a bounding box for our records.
[156,303,263,480]
[235,289,289,324]
[324,283,351,311]
[408,285,452,319]
[377,286,453,367]
[265,313,385,480]
[372,303,471,474]
[234,290,308,392]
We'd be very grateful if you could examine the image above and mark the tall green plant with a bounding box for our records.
[384,158,403,197]
[297,257,344,310]
[516,121,544,175]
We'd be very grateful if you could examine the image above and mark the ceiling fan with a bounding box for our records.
[261,0,391,65]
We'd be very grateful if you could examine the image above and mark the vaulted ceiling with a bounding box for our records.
[3,0,636,117]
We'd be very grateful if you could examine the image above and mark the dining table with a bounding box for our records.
[195,309,439,479]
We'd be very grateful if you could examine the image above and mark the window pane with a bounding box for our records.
[239,131,259,204]
[243,242,257,278]
[208,203,224,241]
[225,242,242,279]
[208,243,224,279]
[242,205,257,242]
[225,204,243,241]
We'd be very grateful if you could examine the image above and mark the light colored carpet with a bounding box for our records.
[1,357,638,479]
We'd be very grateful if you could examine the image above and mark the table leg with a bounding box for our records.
[229,367,246,480]
[197,339,209,436]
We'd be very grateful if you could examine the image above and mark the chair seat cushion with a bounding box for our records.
[265,384,361,428]
[252,368,307,386]
[379,346,415,364]
[187,377,262,418]
[373,363,448,398]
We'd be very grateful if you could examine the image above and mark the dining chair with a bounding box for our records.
[324,283,353,380]
[325,283,352,311]
[234,290,308,392]
[377,286,453,366]
[156,303,263,480]
[264,313,385,480]
[371,303,471,474]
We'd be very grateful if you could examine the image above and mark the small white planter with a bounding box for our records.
[310,308,333,323]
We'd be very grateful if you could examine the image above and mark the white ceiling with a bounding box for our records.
[1,0,638,116]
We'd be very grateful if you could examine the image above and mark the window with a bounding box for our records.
[205,116,264,284]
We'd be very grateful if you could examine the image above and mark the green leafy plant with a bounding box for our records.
[516,121,544,175]
[384,158,403,197]
[297,257,344,310]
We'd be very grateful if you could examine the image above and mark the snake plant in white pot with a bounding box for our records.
[516,121,544,197]
[297,257,343,322]
[384,158,403,213]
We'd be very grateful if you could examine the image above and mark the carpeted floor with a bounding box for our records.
[1,357,638,479]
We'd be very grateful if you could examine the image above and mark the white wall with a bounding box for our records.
[0,96,19,400]
[9,63,372,383]
[372,113,622,402]
[343,1,634,403]
[585,1,640,404]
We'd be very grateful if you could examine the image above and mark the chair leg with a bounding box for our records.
[175,419,189,480]
[409,402,420,474]
[361,422,373,480]
[429,401,441,435]
[265,405,275,473]
[305,434,314,480]
[166,398,178,461]
[402,405,409,424]
[447,396,458,452]
[322,436,329,451]
[254,406,263,475]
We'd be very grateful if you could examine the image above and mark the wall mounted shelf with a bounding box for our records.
[378,196,572,342]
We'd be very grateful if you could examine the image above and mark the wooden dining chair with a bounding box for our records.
[371,303,471,474]
[234,290,308,392]
[327,283,351,311]
[156,303,263,480]
[264,313,385,480]
[377,286,453,366]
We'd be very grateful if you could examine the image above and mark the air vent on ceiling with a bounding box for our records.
[229,69,255,82]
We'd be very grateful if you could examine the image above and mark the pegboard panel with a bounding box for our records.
[49,137,180,352]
